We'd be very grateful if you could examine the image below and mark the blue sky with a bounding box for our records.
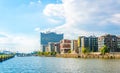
[0,0,62,52]
[0,0,61,34]
[0,0,120,52]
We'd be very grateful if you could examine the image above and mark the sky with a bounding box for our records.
[0,0,120,53]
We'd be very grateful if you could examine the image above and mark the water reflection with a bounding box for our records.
[0,57,120,73]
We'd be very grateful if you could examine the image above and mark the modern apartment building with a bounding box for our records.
[60,39,71,54]
[88,36,98,52]
[98,34,118,52]
[71,40,78,53]
[47,42,60,53]
[78,36,98,52]
[78,36,81,48]
[41,45,46,52]
[48,42,55,52]
[117,37,120,52]
[54,43,60,53]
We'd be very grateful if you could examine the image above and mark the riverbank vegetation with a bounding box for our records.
[100,45,109,55]
[0,55,15,62]
[34,45,120,59]
[81,47,90,54]
[35,51,57,56]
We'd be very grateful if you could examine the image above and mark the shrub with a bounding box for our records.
[68,50,71,53]
[81,47,90,54]
[100,45,109,55]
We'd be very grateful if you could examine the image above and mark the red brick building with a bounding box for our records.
[60,39,71,54]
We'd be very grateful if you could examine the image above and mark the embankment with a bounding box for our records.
[56,53,120,59]
[0,55,15,62]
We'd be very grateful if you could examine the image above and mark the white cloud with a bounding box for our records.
[109,13,120,24]
[47,18,63,24]
[43,0,120,39]
[35,27,41,32]
[51,24,103,39]
[29,0,41,6]
[43,4,65,25]
[43,4,64,18]
[13,36,39,53]
[61,0,120,26]
[99,13,120,26]
[0,32,40,53]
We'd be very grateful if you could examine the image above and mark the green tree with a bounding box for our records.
[81,47,90,54]
[51,52,57,56]
[100,45,109,55]
[43,52,50,56]
[82,47,87,54]
[68,50,71,53]
[37,51,43,56]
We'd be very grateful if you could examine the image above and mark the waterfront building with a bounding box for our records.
[45,45,49,52]
[60,39,71,54]
[81,36,89,49]
[78,36,88,53]
[43,42,60,53]
[71,40,78,53]
[98,34,118,52]
[117,37,120,52]
[78,37,81,48]
[54,43,60,53]
[47,42,60,53]
[45,45,52,52]
[41,45,46,52]
[48,42,55,52]
[40,32,63,52]
[88,36,98,52]
[78,36,98,52]
[77,36,82,53]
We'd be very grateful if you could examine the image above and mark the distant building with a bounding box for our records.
[78,36,82,53]
[45,45,49,52]
[41,45,46,52]
[71,40,78,53]
[1,51,13,54]
[48,42,55,52]
[117,37,120,52]
[78,36,98,53]
[78,36,88,53]
[54,43,60,53]
[40,32,63,52]
[60,39,71,54]
[81,36,89,49]
[78,37,81,48]
[98,34,118,52]
[47,42,60,53]
[88,36,98,52]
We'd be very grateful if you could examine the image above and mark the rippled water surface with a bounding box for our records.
[0,56,120,73]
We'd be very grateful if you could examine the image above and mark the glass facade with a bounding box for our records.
[79,36,98,52]
[40,32,63,46]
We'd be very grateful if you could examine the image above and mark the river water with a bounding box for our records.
[0,56,120,73]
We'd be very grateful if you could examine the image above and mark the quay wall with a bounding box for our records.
[56,53,120,59]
